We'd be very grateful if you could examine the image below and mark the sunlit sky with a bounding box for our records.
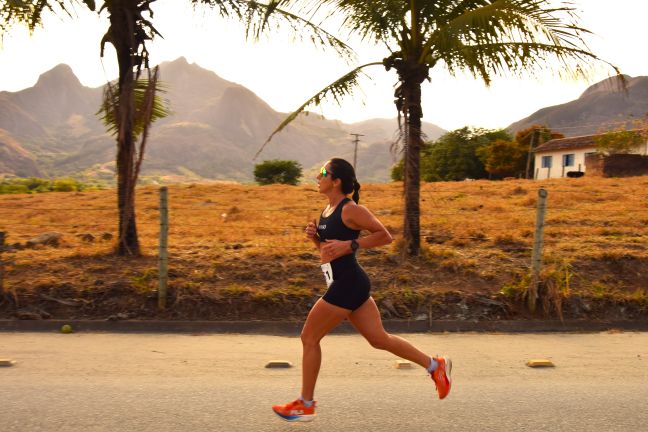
[1,0,647,131]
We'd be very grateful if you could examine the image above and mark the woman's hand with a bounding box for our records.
[305,219,318,241]
[320,239,351,262]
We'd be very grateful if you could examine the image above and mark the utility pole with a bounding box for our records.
[350,133,364,169]
[525,128,540,180]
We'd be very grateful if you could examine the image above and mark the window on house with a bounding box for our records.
[541,155,552,168]
[563,154,575,167]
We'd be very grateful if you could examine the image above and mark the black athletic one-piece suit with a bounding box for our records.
[317,197,371,310]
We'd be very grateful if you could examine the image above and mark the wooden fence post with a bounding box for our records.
[158,187,169,309]
[0,232,5,297]
[528,188,548,312]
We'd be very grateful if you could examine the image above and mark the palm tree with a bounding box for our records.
[2,0,352,255]
[1,0,165,255]
[257,0,621,257]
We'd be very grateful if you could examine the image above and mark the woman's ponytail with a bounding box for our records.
[352,180,361,204]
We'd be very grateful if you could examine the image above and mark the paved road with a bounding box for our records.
[1,331,647,431]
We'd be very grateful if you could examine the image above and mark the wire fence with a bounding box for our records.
[1,184,647,303]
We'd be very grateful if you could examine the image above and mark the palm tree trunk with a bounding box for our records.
[111,1,140,256]
[402,75,423,256]
[116,75,140,256]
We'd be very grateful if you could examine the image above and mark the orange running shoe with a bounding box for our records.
[272,399,316,422]
[431,357,452,399]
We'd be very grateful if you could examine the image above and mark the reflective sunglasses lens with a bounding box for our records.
[320,167,328,177]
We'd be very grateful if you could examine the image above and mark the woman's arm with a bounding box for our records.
[319,204,392,260]
[342,204,393,250]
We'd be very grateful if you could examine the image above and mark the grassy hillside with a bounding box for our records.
[1,176,647,321]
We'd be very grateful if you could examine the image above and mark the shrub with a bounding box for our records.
[52,178,80,192]
[0,183,30,194]
[253,160,302,185]
[0,177,98,194]
[391,161,404,181]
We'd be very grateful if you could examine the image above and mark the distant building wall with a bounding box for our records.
[534,147,595,180]
[586,154,648,178]
[585,154,604,176]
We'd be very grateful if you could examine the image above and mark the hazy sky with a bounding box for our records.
[1,1,647,131]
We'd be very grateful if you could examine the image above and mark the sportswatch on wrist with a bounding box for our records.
[350,239,360,252]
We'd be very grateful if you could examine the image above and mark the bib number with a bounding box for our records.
[320,263,333,287]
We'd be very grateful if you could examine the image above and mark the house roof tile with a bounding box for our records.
[534,134,598,153]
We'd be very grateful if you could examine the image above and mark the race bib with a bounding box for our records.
[320,263,333,287]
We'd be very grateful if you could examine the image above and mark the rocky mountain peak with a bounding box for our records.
[34,64,83,90]
[579,74,632,99]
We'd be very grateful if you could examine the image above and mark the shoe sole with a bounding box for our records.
[273,411,316,422]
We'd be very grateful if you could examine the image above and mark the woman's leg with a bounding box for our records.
[300,298,350,400]
[348,297,430,368]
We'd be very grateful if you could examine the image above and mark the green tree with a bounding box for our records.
[257,0,620,256]
[425,127,511,181]
[476,139,527,178]
[391,161,405,182]
[393,127,513,181]
[595,130,645,155]
[254,160,303,185]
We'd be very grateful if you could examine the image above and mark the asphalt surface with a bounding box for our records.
[1,331,647,431]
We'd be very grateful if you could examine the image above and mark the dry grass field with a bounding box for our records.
[1,175,647,321]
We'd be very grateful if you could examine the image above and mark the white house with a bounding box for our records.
[533,133,648,180]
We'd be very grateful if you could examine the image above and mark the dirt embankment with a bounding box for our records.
[2,251,647,322]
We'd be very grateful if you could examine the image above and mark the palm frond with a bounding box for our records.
[446,41,621,85]
[97,74,171,141]
[0,0,93,35]
[312,0,408,48]
[192,0,354,60]
[417,0,619,83]
[253,61,382,160]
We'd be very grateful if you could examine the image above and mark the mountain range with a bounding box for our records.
[508,75,648,135]
[2,59,647,183]
[0,58,445,183]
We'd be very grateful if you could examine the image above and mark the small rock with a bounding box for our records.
[265,360,293,368]
[0,359,16,367]
[15,309,50,320]
[394,360,412,369]
[77,233,95,242]
[425,233,453,244]
[526,359,555,368]
[26,232,63,248]
[380,298,400,318]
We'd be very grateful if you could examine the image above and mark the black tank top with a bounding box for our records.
[317,198,362,275]
[317,198,360,242]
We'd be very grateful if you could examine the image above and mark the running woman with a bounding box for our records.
[272,158,451,422]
